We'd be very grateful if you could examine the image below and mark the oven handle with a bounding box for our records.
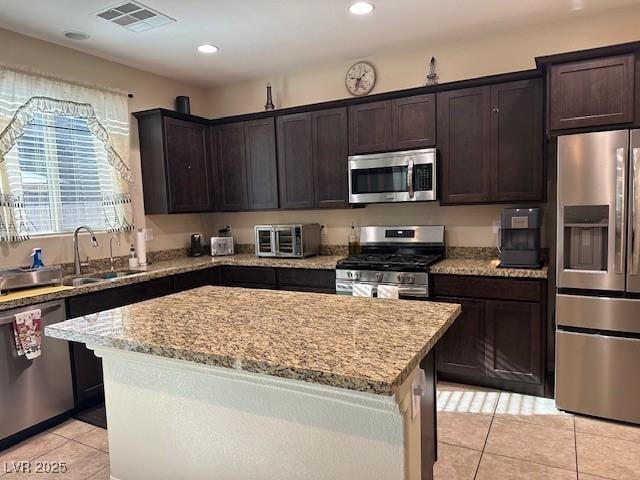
[0,304,62,327]
[407,158,414,199]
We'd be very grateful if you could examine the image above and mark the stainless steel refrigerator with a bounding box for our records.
[556,129,640,424]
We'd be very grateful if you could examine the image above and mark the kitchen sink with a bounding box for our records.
[62,269,143,287]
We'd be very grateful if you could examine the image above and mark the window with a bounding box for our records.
[4,111,118,235]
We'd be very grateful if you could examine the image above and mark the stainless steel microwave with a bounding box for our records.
[348,148,437,204]
[254,224,321,258]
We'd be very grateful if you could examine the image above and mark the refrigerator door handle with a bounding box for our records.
[615,147,627,275]
[632,147,639,275]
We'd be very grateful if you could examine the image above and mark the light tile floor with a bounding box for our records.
[435,382,640,480]
[2,383,639,479]
[0,420,109,479]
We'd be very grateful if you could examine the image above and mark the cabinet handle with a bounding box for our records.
[185,164,193,171]
[492,108,499,113]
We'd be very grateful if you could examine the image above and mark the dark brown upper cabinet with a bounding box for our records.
[549,54,636,131]
[277,113,315,209]
[438,87,492,204]
[348,94,436,155]
[392,94,436,150]
[134,111,212,214]
[278,108,349,209]
[312,108,349,209]
[212,118,278,211]
[438,79,544,205]
[490,79,544,202]
[213,122,248,211]
[244,119,279,210]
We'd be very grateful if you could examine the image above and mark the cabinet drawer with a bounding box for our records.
[67,277,174,317]
[173,268,216,292]
[432,275,543,302]
[221,266,277,287]
[277,268,335,293]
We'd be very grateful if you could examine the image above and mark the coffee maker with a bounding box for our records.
[499,208,542,268]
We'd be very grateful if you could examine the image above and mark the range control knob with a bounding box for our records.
[375,272,383,281]
[354,271,361,280]
[406,276,415,284]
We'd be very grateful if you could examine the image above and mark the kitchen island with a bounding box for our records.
[45,286,460,480]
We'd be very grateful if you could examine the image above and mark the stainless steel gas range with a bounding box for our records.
[336,225,445,299]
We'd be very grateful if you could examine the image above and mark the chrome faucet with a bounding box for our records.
[73,226,99,275]
[109,235,121,271]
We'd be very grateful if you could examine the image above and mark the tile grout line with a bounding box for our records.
[481,450,582,475]
[72,437,109,454]
[573,416,579,479]
[472,394,498,480]
[84,466,110,480]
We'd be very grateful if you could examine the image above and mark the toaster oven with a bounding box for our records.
[254,224,321,258]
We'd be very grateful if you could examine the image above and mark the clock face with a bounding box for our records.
[345,62,376,96]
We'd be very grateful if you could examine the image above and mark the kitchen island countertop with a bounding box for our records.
[45,285,460,395]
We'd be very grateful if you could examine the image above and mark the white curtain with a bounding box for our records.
[0,66,132,240]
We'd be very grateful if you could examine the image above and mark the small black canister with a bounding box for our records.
[175,96,191,114]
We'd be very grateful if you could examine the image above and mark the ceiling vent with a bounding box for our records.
[95,2,175,32]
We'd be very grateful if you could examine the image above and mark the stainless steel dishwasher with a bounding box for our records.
[0,300,74,441]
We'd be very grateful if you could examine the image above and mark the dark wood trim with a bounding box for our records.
[535,40,640,68]
[133,70,540,127]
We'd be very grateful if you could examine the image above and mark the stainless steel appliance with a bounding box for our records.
[348,148,436,204]
[556,129,640,424]
[0,300,74,443]
[211,236,234,256]
[336,225,445,298]
[254,223,321,258]
[0,266,62,293]
[499,207,542,268]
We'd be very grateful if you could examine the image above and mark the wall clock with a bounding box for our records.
[345,61,376,96]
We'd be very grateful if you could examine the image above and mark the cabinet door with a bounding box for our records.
[245,118,278,210]
[550,54,635,130]
[484,300,543,384]
[392,94,436,150]
[214,123,249,211]
[490,79,544,202]
[437,87,491,204]
[312,108,349,209]
[163,117,211,212]
[277,113,315,209]
[348,101,393,155]
[435,297,485,377]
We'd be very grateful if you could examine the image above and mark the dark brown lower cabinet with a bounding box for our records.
[435,297,485,377]
[276,268,336,293]
[484,300,543,385]
[66,277,174,408]
[433,275,546,396]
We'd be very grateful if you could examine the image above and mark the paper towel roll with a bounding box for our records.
[135,229,147,266]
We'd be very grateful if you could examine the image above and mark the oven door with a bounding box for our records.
[348,148,436,204]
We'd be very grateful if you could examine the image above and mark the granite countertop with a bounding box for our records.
[0,254,344,312]
[45,286,460,396]
[430,258,548,279]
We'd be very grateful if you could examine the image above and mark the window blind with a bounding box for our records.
[5,112,118,235]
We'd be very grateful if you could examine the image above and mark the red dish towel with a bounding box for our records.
[13,309,42,360]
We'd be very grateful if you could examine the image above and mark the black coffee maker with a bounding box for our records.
[499,208,542,268]
[190,233,203,257]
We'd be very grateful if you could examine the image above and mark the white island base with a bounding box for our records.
[94,346,433,480]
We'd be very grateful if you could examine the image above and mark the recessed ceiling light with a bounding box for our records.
[197,43,219,54]
[349,2,375,15]
[63,31,90,41]
[571,0,585,10]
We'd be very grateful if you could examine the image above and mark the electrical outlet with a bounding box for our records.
[143,228,153,241]
[492,220,501,234]
[320,224,328,235]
